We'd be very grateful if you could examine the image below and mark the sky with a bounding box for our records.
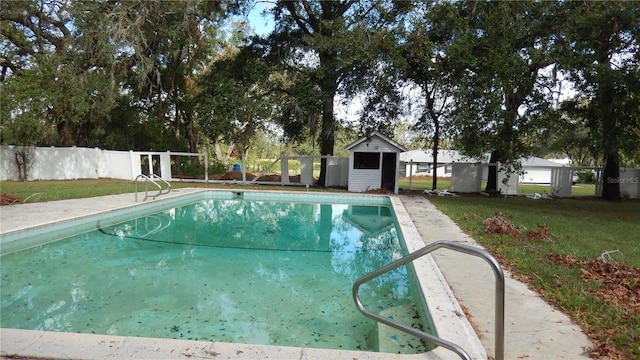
[247,1,275,36]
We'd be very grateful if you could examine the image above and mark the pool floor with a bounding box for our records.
[1,196,429,353]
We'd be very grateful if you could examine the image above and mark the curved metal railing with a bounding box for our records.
[352,240,505,360]
[134,174,171,201]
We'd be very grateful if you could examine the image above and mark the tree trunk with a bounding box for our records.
[317,95,335,187]
[599,94,621,200]
[601,150,621,201]
[185,110,199,166]
[57,121,76,146]
[431,150,438,190]
[56,118,92,146]
[598,82,621,201]
[485,90,521,193]
[316,49,338,187]
[431,140,439,191]
[241,144,250,182]
[15,150,28,181]
[213,136,234,164]
[429,92,440,191]
[485,150,501,193]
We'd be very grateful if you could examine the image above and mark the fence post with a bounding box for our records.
[129,150,139,180]
[409,159,413,190]
[281,156,290,184]
[160,151,171,180]
[204,152,209,182]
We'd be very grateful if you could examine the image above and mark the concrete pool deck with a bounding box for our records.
[400,194,593,359]
[0,189,593,359]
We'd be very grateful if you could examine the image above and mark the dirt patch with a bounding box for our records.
[363,187,392,194]
[211,172,306,183]
[257,174,281,182]
[0,194,22,205]
[214,171,257,181]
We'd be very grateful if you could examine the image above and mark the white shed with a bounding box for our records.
[344,132,407,194]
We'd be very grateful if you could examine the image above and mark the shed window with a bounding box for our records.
[354,152,380,169]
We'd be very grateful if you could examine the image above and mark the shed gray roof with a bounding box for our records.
[344,132,407,152]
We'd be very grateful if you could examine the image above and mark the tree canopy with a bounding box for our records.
[1,0,638,199]
[263,0,416,184]
[557,0,640,200]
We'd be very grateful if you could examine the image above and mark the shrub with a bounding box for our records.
[208,161,227,175]
[576,170,596,184]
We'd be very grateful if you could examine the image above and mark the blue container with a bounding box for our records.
[233,163,241,172]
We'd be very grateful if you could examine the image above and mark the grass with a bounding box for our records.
[1,179,137,202]
[399,176,597,196]
[1,179,637,358]
[428,195,640,359]
[399,177,451,190]
[0,178,343,203]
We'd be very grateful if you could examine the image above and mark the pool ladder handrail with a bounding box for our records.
[352,240,505,360]
[135,174,171,201]
[134,213,172,237]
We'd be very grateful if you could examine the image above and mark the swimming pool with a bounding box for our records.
[0,190,486,359]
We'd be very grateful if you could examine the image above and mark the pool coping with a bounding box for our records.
[0,189,486,359]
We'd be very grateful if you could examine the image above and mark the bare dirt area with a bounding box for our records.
[211,171,304,183]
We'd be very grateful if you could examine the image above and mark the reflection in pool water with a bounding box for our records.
[1,198,431,353]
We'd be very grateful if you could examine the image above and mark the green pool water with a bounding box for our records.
[1,195,430,352]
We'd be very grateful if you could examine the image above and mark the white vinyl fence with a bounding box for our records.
[0,146,189,181]
[3,146,636,198]
[408,160,639,199]
[0,146,350,188]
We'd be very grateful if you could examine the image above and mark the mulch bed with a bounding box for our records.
[0,194,22,205]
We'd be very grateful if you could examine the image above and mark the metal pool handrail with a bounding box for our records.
[352,240,505,360]
[135,174,172,201]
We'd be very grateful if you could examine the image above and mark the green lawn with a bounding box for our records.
[429,195,639,359]
[400,177,597,196]
[0,178,340,203]
[1,177,597,201]
[0,179,136,202]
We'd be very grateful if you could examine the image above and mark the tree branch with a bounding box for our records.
[283,1,314,35]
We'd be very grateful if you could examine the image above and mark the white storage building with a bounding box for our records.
[345,132,407,194]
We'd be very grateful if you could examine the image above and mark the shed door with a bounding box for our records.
[381,152,397,192]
